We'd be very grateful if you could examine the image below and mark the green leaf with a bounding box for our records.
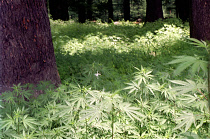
[188,38,209,51]
[124,81,140,94]
[70,94,87,110]
[167,55,207,76]
[22,115,39,129]
[133,66,153,84]
[0,114,15,131]
[170,80,204,95]
[79,102,107,123]
[174,111,196,132]
[119,102,145,121]
[180,132,200,139]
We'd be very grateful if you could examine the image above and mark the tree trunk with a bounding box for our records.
[108,0,114,23]
[49,0,69,21]
[87,0,93,21]
[78,1,86,23]
[145,0,163,22]
[189,0,210,112]
[123,0,130,21]
[0,0,61,93]
[175,0,190,22]
[190,0,210,40]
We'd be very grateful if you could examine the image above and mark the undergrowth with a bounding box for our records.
[0,18,209,138]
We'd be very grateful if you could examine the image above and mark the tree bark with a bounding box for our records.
[0,0,61,93]
[49,0,69,21]
[189,0,210,113]
[189,0,210,112]
[108,0,114,23]
[123,0,130,21]
[190,0,210,40]
[145,0,163,22]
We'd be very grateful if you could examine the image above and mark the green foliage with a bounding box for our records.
[0,19,209,138]
[167,55,208,76]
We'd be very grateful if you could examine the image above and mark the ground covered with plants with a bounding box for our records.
[0,18,209,139]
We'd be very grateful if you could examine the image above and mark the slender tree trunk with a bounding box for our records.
[0,0,61,93]
[108,0,114,23]
[49,0,69,21]
[145,0,163,22]
[175,0,190,22]
[78,1,86,23]
[175,0,179,18]
[123,0,130,21]
[87,0,93,21]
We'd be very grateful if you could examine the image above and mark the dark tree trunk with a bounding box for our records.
[190,0,210,40]
[0,0,61,93]
[123,0,130,21]
[108,0,114,23]
[145,0,163,22]
[189,0,210,112]
[87,0,93,21]
[78,1,86,23]
[175,0,190,22]
[175,0,179,18]
[49,0,69,21]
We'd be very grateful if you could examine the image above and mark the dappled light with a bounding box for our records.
[0,18,209,139]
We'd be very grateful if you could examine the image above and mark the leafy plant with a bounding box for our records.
[167,38,209,138]
[1,19,209,138]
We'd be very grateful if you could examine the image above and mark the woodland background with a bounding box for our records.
[0,0,209,138]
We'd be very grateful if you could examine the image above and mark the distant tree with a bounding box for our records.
[49,0,69,21]
[189,0,210,40]
[145,0,163,22]
[0,0,61,93]
[108,0,114,23]
[123,0,130,21]
[78,1,86,23]
[87,0,93,21]
[175,0,190,22]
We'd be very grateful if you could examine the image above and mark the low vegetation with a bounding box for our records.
[0,18,209,139]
